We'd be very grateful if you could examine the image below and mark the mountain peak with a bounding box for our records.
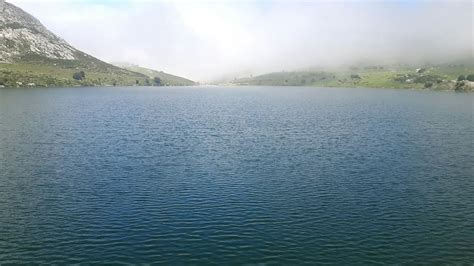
[0,1,77,62]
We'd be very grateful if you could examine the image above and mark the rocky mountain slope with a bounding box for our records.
[0,0,78,62]
[0,1,192,87]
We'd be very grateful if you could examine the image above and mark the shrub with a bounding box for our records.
[153,77,162,86]
[414,75,440,84]
[73,71,85,81]
[466,74,474,82]
[457,75,466,81]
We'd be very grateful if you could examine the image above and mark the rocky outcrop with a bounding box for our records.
[454,81,474,92]
[0,0,77,62]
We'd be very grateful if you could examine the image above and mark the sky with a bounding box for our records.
[7,0,474,81]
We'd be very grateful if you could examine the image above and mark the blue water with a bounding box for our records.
[0,86,473,264]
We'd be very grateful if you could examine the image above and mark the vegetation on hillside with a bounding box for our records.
[115,64,196,86]
[231,62,474,91]
[0,53,172,88]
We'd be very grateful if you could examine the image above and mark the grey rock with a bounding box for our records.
[0,1,77,62]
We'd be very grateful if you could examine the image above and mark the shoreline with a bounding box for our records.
[1,84,472,92]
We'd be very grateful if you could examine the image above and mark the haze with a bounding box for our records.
[9,0,473,82]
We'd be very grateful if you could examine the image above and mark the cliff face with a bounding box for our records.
[0,0,77,62]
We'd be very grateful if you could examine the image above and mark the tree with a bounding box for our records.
[466,74,474,82]
[457,75,466,81]
[153,77,162,86]
[73,71,85,81]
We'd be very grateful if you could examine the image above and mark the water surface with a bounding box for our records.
[0,86,473,264]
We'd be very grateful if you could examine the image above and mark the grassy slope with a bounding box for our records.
[119,65,195,86]
[233,63,474,90]
[0,53,151,87]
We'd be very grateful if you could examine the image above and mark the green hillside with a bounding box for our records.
[116,64,196,86]
[232,62,474,91]
[0,54,152,88]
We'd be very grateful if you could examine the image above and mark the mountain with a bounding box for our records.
[114,63,196,86]
[0,1,153,87]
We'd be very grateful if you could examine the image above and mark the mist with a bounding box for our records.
[9,0,474,82]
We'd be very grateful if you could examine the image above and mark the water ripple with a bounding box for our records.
[0,86,473,264]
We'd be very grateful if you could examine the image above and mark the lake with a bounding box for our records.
[0,86,473,264]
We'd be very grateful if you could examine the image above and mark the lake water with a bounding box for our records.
[0,86,473,264]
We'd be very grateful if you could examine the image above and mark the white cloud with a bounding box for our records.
[7,0,473,81]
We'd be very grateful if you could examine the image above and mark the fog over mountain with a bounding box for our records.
[9,0,473,82]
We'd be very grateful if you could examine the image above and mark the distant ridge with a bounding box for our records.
[230,62,474,91]
[113,63,196,86]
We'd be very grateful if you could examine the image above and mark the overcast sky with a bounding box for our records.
[8,0,474,81]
